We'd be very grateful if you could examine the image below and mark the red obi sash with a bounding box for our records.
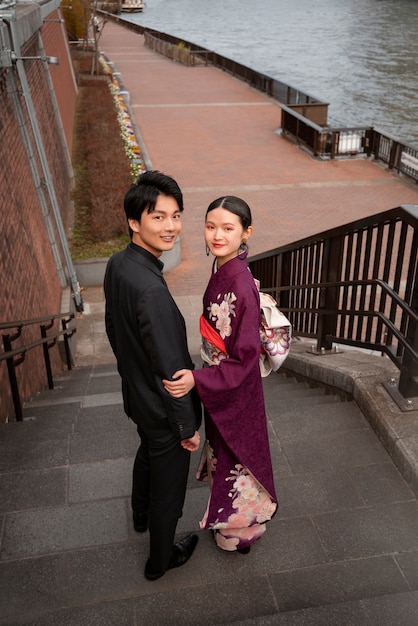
[200,315,227,354]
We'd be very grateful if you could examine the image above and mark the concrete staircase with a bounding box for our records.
[1,360,418,625]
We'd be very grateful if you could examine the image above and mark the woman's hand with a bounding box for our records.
[181,431,200,452]
[163,369,195,398]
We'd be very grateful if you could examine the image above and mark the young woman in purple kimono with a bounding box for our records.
[163,196,277,554]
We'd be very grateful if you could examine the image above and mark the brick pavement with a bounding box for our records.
[99,21,418,297]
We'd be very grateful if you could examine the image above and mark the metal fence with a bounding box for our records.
[249,205,418,408]
[281,104,418,181]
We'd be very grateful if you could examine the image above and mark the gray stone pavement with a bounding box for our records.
[1,287,417,624]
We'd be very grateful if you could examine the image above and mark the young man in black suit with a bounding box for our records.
[104,170,201,581]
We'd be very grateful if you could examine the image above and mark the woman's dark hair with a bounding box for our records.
[205,196,252,230]
[124,170,184,238]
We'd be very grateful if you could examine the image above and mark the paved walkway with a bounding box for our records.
[98,20,418,297]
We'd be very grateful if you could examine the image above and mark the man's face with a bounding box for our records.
[128,194,182,258]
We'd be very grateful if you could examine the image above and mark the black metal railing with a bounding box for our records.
[0,312,75,421]
[372,129,418,181]
[280,105,418,177]
[280,104,374,158]
[249,205,418,404]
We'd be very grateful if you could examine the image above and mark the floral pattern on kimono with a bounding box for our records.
[193,255,278,551]
[197,440,277,551]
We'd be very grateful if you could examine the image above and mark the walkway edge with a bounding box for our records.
[285,341,418,495]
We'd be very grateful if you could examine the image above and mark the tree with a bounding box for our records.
[61,0,107,75]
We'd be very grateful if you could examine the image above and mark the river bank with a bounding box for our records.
[125,0,418,149]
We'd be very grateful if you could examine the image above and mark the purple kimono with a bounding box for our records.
[193,254,278,552]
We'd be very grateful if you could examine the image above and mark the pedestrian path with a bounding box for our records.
[97,20,418,297]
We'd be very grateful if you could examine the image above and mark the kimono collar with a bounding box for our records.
[212,251,248,278]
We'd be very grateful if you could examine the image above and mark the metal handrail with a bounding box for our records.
[249,205,418,403]
[274,280,418,363]
[1,312,75,421]
[0,311,74,331]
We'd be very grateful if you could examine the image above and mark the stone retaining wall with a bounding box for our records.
[0,3,77,421]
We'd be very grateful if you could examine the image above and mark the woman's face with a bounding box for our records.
[205,207,252,267]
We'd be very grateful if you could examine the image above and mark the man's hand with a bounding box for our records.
[163,369,195,398]
[181,431,200,452]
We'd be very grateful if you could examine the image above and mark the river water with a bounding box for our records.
[122,0,418,148]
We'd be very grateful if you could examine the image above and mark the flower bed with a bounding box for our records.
[100,53,146,180]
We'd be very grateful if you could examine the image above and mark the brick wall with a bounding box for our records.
[0,15,78,422]
[42,11,78,157]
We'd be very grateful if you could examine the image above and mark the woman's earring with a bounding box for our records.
[239,238,248,255]
[206,245,210,256]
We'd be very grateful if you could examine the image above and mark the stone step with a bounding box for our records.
[223,590,418,625]
[1,360,417,625]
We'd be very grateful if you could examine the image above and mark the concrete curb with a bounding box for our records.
[285,341,418,495]
[73,238,181,287]
[74,258,109,288]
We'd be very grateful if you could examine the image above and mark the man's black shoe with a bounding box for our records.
[144,533,199,581]
[133,511,148,533]
[168,533,199,570]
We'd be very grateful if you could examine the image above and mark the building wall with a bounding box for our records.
[0,4,77,422]
[42,10,78,156]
